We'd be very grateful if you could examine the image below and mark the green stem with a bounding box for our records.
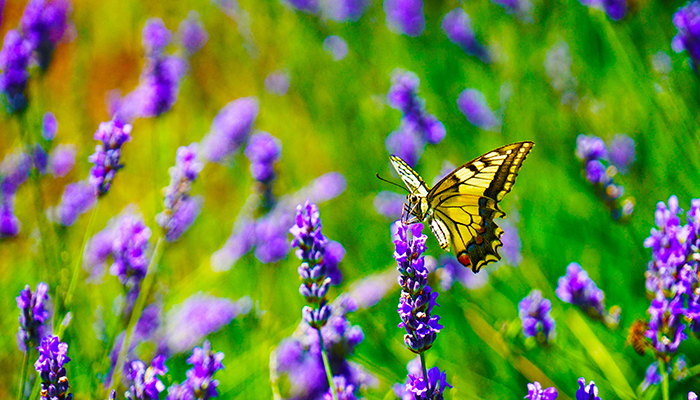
[108,237,164,393]
[16,350,30,400]
[317,328,338,400]
[60,203,99,319]
[660,360,670,400]
[419,352,431,397]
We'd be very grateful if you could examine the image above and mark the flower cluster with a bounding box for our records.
[89,119,132,196]
[125,356,168,400]
[156,143,204,242]
[386,69,446,167]
[393,222,442,353]
[48,180,96,226]
[384,0,425,36]
[16,282,52,352]
[525,378,600,399]
[441,8,490,63]
[273,295,372,400]
[35,335,72,400]
[201,97,259,163]
[393,358,452,400]
[167,341,224,400]
[673,0,700,68]
[456,88,499,131]
[575,134,635,220]
[178,11,208,56]
[556,262,619,325]
[518,290,555,342]
[0,0,72,112]
[245,131,282,209]
[0,149,31,236]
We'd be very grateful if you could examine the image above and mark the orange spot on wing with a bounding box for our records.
[458,252,472,267]
[475,236,484,245]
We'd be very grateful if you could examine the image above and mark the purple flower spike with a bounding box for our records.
[323,35,349,61]
[402,365,452,400]
[35,335,71,400]
[324,376,357,400]
[202,97,259,163]
[143,18,172,55]
[518,290,556,342]
[646,294,687,355]
[442,9,490,63]
[457,88,499,131]
[1,149,31,194]
[48,180,96,226]
[20,0,72,70]
[42,111,58,140]
[49,144,76,177]
[322,0,368,22]
[556,262,607,318]
[16,282,52,352]
[526,381,558,400]
[641,362,662,391]
[608,134,635,173]
[575,378,601,400]
[284,0,320,14]
[384,0,425,37]
[185,340,224,399]
[603,0,626,20]
[139,55,187,117]
[126,355,167,400]
[245,131,282,184]
[393,221,443,353]
[89,119,132,196]
[0,30,32,113]
[575,135,608,161]
[373,190,405,220]
[178,11,208,56]
[0,197,21,237]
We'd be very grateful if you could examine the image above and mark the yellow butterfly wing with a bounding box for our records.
[389,155,429,197]
[428,141,533,272]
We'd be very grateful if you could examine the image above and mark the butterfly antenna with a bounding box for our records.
[376,173,409,192]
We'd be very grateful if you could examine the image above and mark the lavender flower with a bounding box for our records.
[42,111,58,140]
[347,268,397,309]
[125,355,167,400]
[0,30,32,112]
[575,378,600,400]
[1,149,31,194]
[291,201,334,328]
[608,134,635,173]
[576,135,608,161]
[16,282,52,352]
[441,9,490,63]
[164,294,252,354]
[138,54,187,117]
[457,88,499,131]
[384,0,425,37]
[187,341,224,399]
[283,0,320,14]
[89,119,132,196]
[156,143,204,242]
[177,11,208,56]
[20,0,72,70]
[322,0,368,22]
[264,71,290,95]
[245,131,282,184]
[201,97,259,163]
[394,222,442,353]
[210,218,256,272]
[324,376,356,400]
[49,144,76,177]
[48,180,96,226]
[691,392,698,400]
[518,290,555,342]
[142,18,171,55]
[578,0,626,20]
[109,211,152,316]
[254,211,293,263]
[526,381,558,400]
[641,362,662,391]
[33,144,49,175]
[556,263,607,318]
[35,335,71,400]
[373,190,405,220]
[323,35,349,61]
[646,294,687,356]
[385,128,425,168]
[0,196,20,237]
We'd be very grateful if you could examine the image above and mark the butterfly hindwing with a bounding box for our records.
[428,141,533,272]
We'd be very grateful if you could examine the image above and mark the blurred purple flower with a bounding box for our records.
[394,222,442,353]
[164,294,252,354]
[673,1,700,66]
[264,70,290,96]
[178,11,208,56]
[0,196,20,237]
[0,30,32,112]
[48,144,76,177]
[35,335,71,400]
[126,355,167,400]
[143,18,171,55]
[89,119,132,196]
[32,144,48,175]
[526,381,558,400]
[323,35,349,61]
[373,190,405,220]
[283,0,320,13]
[20,0,72,70]
[556,262,607,318]
[110,210,152,316]
[691,392,698,400]
[48,180,96,226]
[576,135,608,161]
[16,282,52,352]
[138,55,187,117]
[245,131,282,184]
[608,134,635,173]
[201,97,259,163]
[42,111,58,140]
[387,69,420,111]
[585,160,606,184]
[385,128,425,168]
[254,212,293,263]
[500,216,522,267]
[437,255,489,291]
[576,378,600,400]
[518,289,555,342]
[210,219,256,272]
[603,0,626,20]
[442,8,490,63]
[646,294,687,355]
[324,376,356,400]
[157,143,204,242]
[457,88,499,131]
[168,340,224,400]
[642,361,662,391]
[384,0,425,37]
[322,0,368,22]
[1,149,31,194]
[347,268,397,309]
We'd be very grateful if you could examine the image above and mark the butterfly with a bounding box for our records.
[389,141,533,273]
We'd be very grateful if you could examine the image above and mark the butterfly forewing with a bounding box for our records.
[389,156,429,197]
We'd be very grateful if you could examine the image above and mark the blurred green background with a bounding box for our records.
[2,0,700,398]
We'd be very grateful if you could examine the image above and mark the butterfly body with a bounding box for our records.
[390,141,533,273]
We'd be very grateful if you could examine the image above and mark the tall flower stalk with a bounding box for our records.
[392,222,451,399]
[289,201,339,400]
